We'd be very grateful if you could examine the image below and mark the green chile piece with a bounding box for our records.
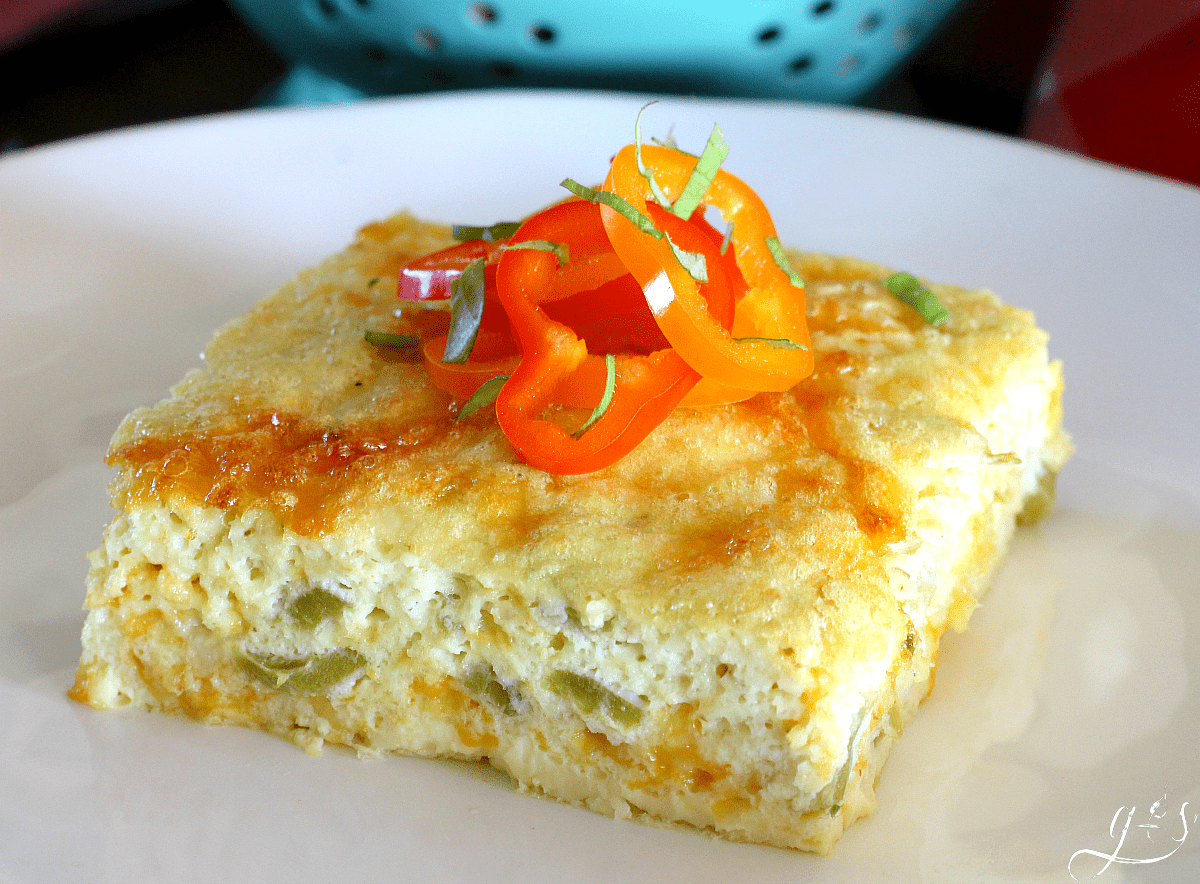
[826,708,868,815]
[1017,468,1058,526]
[545,669,643,727]
[239,647,365,694]
[286,587,349,629]
[463,665,518,716]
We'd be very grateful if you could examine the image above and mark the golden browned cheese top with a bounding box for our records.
[107,212,1060,663]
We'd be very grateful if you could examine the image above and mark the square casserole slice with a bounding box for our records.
[71,213,1071,853]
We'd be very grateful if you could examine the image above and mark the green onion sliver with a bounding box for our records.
[502,239,569,266]
[765,236,805,289]
[733,336,808,350]
[452,221,521,242]
[443,257,487,364]
[457,376,509,420]
[670,123,729,220]
[364,330,419,348]
[573,353,616,439]
[560,178,663,240]
[883,272,950,327]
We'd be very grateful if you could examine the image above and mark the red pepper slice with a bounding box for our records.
[398,238,502,302]
[410,207,670,407]
[492,199,700,474]
[422,331,520,400]
[543,273,670,355]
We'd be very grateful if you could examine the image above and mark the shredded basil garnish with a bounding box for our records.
[670,123,729,220]
[883,272,950,327]
[719,220,734,256]
[652,128,694,156]
[560,178,663,240]
[733,336,807,350]
[634,102,672,209]
[443,257,487,363]
[452,221,521,242]
[765,236,805,289]
[664,232,708,283]
[573,353,616,438]
[364,330,419,348]
[503,239,569,266]
[457,375,508,419]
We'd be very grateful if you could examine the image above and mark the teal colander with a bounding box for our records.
[230,0,965,105]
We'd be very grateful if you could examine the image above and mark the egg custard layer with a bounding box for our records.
[71,213,1071,853]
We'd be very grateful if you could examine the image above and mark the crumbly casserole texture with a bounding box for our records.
[71,213,1071,853]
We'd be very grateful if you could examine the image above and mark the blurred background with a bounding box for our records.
[1,0,1197,186]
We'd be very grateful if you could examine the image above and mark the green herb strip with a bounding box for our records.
[633,102,673,209]
[502,239,569,266]
[883,272,951,327]
[364,330,419,348]
[560,178,663,240]
[452,221,521,242]
[572,353,616,439]
[719,219,734,256]
[670,123,729,220]
[442,257,487,363]
[664,232,708,283]
[764,236,805,289]
[651,134,694,156]
[457,375,508,420]
[733,336,808,350]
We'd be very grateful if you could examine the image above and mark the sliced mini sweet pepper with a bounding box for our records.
[398,238,503,302]
[601,142,813,392]
[492,199,700,474]
[422,331,521,400]
[409,201,676,408]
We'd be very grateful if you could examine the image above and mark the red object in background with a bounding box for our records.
[0,0,108,48]
[1025,0,1200,187]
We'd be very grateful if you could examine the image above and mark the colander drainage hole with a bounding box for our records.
[529,24,556,44]
[415,28,442,52]
[314,0,338,19]
[788,55,814,74]
[893,20,919,48]
[859,12,882,34]
[364,41,391,63]
[811,1,835,17]
[470,3,499,25]
[757,25,782,44]
[838,53,864,74]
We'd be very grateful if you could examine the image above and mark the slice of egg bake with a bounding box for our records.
[71,195,1069,853]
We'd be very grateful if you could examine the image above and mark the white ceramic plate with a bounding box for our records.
[2,92,1197,884]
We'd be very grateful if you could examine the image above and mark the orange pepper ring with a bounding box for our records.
[601,143,813,392]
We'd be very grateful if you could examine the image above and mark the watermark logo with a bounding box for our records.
[1069,792,1196,880]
